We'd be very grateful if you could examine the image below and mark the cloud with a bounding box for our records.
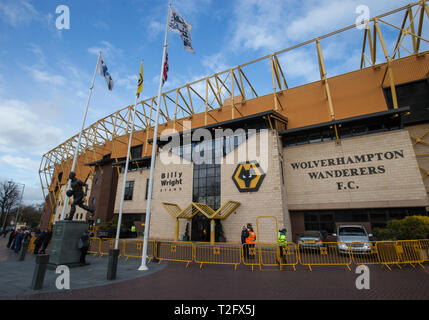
[25,66,66,86]
[116,74,138,90]
[27,43,46,65]
[0,99,64,156]
[88,41,123,61]
[0,0,38,26]
[202,53,229,74]
[173,0,213,17]
[0,155,39,171]
[148,20,164,38]
[229,0,413,54]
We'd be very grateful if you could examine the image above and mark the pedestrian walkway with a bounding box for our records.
[0,237,166,299]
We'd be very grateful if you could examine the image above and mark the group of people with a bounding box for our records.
[241,224,257,259]
[5,228,52,255]
[6,229,31,253]
[240,224,288,264]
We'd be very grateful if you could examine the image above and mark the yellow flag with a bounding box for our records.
[136,60,143,97]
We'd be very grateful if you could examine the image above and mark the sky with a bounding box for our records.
[0,0,427,205]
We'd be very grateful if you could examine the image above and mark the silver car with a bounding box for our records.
[297,231,326,250]
[333,225,373,255]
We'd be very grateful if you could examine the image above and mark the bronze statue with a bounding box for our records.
[65,172,95,221]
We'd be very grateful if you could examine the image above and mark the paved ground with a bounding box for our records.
[1,237,429,301]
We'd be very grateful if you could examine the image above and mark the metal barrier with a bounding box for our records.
[88,237,101,256]
[242,243,261,271]
[395,240,424,268]
[419,239,429,262]
[259,243,279,268]
[38,238,428,271]
[194,242,241,270]
[298,242,352,271]
[376,241,401,270]
[350,241,381,266]
[278,243,299,271]
[123,239,156,262]
[123,239,143,260]
[99,238,124,257]
[155,241,193,267]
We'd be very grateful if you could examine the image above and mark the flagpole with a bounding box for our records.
[60,51,101,220]
[114,61,142,249]
[139,4,171,271]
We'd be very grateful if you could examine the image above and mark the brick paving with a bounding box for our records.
[1,237,429,300]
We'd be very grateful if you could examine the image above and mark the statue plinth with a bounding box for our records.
[48,220,89,268]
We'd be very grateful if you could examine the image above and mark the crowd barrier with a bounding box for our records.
[194,242,241,270]
[155,240,193,267]
[123,239,155,262]
[298,242,352,271]
[242,243,261,271]
[278,243,300,270]
[420,239,429,262]
[81,237,429,271]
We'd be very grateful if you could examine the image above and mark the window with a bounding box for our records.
[131,145,143,159]
[124,181,134,200]
[299,207,427,233]
[145,179,150,200]
[193,163,221,210]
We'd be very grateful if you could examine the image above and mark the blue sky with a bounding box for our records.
[0,0,427,204]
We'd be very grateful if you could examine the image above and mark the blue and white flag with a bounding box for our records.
[96,54,114,90]
[168,7,195,53]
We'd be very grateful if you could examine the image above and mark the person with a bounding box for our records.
[65,171,95,221]
[78,230,90,265]
[241,226,249,258]
[245,227,256,259]
[13,230,24,254]
[23,230,31,243]
[278,228,287,264]
[34,230,47,254]
[131,224,136,233]
[7,230,16,248]
[39,229,52,254]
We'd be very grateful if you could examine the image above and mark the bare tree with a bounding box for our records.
[0,180,21,229]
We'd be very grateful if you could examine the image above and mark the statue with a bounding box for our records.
[65,172,95,221]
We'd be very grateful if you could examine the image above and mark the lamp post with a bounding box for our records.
[13,183,25,230]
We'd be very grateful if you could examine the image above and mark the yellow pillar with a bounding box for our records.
[210,219,215,244]
[174,218,179,241]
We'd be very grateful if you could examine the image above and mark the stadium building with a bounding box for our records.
[39,3,429,243]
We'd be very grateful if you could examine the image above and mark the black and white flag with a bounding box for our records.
[168,7,195,53]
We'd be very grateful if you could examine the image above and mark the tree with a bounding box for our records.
[373,216,429,240]
[17,204,43,229]
[0,180,21,228]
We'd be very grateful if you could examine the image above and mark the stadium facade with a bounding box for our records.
[39,3,429,243]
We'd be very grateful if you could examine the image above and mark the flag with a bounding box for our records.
[96,54,114,90]
[162,51,169,86]
[136,60,143,98]
[168,7,195,53]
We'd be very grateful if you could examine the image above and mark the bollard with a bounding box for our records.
[31,254,49,290]
[19,241,30,261]
[107,249,119,280]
